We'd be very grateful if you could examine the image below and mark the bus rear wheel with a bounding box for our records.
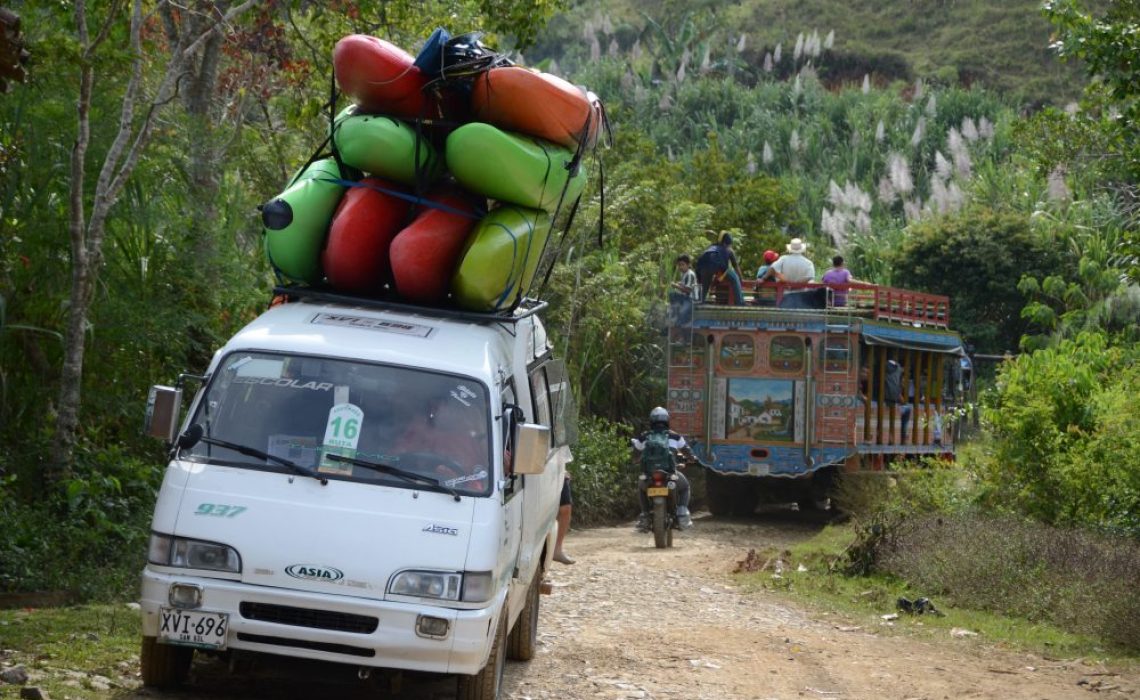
[706,472,754,516]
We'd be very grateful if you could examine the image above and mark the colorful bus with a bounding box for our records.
[666,280,968,515]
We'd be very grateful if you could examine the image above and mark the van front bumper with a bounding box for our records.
[141,567,501,675]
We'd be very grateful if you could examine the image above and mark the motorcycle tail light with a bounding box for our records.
[652,472,666,485]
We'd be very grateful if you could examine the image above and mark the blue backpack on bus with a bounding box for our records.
[642,430,676,474]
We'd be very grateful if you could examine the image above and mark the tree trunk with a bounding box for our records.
[49,0,257,477]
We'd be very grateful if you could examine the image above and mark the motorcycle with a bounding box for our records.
[639,468,681,548]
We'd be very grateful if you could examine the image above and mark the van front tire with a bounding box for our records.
[457,612,507,700]
[507,569,541,661]
[140,635,192,688]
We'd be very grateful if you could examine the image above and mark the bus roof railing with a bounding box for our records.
[695,280,951,328]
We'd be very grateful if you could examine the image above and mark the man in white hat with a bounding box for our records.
[770,238,815,283]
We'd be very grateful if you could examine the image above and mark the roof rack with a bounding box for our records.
[272,286,549,325]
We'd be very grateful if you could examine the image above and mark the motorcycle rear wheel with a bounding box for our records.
[652,499,669,548]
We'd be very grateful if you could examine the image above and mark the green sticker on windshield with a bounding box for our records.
[319,402,363,475]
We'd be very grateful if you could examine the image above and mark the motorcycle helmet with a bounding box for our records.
[649,406,669,428]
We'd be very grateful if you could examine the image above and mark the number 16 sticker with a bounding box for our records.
[320,403,363,475]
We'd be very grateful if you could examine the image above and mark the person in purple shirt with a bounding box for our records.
[821,255,862,306]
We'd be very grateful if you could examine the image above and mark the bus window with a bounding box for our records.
[769,335,805,373]
[719,334,755,371]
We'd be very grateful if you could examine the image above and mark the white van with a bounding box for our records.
[140,293,574,699]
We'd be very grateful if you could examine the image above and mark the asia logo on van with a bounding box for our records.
[285,564,345,582]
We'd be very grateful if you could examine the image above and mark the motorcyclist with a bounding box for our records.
[631,407,693,531]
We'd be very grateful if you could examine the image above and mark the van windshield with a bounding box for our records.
[183,352,493,497]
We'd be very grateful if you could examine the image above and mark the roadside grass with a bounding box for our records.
[733,522,1139,665]
[0,604,141,699]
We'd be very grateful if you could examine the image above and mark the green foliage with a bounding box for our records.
[564,415,638,525]
[892,208,1064,353]
[982,332,1140,536]
[0,449,154,598]
[1044,0,1140,179]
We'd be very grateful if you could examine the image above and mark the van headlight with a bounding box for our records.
[148,533,241,573]
[388,570,493,603]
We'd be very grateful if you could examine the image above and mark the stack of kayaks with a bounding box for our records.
[260,30,606,312]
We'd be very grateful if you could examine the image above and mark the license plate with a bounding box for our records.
[158,607,229,650]
[646,487,670,497]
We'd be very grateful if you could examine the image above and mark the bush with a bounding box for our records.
[0,449,156,600]
[879,513,1140,651]
[982,332,1140,536]
[566,416,639,526]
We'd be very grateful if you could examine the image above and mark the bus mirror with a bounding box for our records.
[513,423,550,475]
[144,385,182,442]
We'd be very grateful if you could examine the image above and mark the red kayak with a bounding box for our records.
[323,178,414,295]
[390,188,484,304]
[471,66,604,150]
[334,35,436,120]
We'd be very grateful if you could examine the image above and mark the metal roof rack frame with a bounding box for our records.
[272,286,549,325]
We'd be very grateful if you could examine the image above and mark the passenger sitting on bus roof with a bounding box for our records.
[753,250,780,307]
[671,254,699,300]
[756,249,779,282]
[695,232,745,305]
[821,255,861,306]
[668,254,697,333]
[769,238,815,283]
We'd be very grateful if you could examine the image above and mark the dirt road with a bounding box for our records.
[508,515,1137,700]
[123,515,1136,699]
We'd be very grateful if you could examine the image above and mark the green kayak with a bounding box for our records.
[262,158,345,284]
[451,205,552,311]
[333,114,441,186]
[446,123,587,213]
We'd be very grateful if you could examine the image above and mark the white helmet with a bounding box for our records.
[649,406,669,426]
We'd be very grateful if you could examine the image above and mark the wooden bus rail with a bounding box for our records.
[698,280,952,328]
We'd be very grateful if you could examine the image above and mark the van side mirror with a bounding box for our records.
[513,423,550,475]
[144,385,182,442]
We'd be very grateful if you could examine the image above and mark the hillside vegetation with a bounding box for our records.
[529,0,1088,106]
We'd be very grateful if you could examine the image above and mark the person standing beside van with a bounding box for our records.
[553,475,574,564]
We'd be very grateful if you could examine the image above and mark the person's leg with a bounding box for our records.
[695,264,715,302]
[553,477,574,564]
[636,478,650,531]
[725,268,745,305]
[674,472,692,528]
[900,405,912,443]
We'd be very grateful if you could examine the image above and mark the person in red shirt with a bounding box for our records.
[396,393,490,490]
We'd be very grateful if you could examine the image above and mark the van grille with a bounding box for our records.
[236,632,375,658]
[239,602,379,634]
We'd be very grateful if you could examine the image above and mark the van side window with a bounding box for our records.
[529,368,552,429]
[502,382,517,476]
[545,359,578,447]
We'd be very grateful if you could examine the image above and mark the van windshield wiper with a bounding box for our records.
[325,454,461,502]
[177,424,327,485]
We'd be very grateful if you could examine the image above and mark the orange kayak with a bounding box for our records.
[471,67,603,150]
